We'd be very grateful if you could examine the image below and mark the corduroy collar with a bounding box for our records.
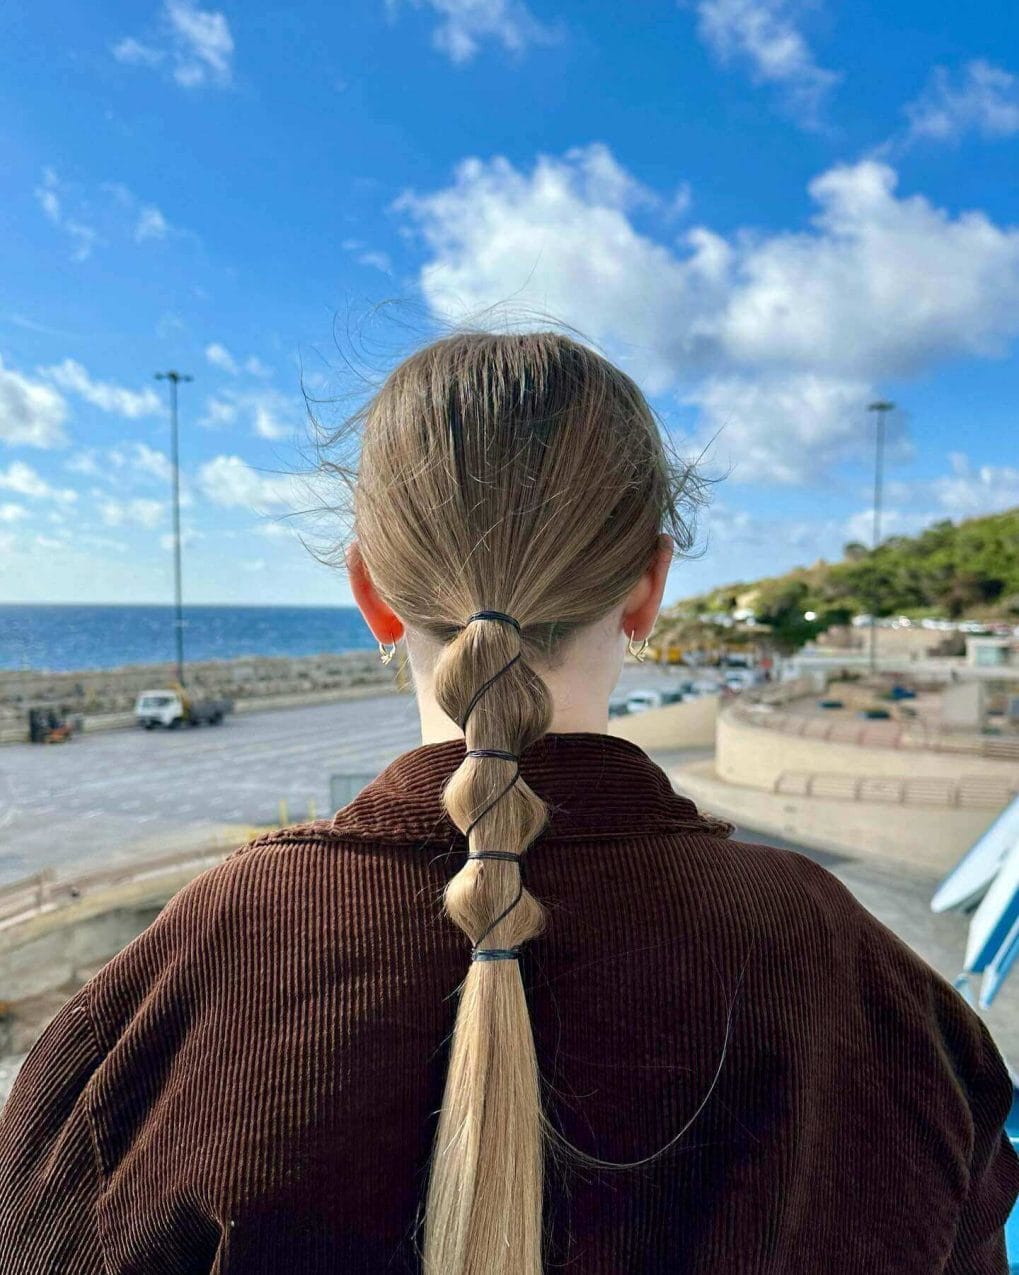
[282,730,725,847]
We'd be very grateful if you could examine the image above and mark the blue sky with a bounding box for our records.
[1,0,1017,606]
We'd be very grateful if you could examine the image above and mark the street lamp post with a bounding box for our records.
[155,370,193,688]
[866,400,895,675]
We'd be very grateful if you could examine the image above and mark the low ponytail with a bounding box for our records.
[330,328,717,1275]
[423,610,553,1275]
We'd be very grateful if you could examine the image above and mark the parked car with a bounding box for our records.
[134,688,233,729]
[608,697,630,717]
[625,689,664,713]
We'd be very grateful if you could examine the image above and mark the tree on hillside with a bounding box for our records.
[665,506,1019,636]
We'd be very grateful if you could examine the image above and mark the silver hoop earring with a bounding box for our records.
[378,638,397,666]
[627,631,650,662]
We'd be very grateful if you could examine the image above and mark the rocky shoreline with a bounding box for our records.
[0,649,403,743]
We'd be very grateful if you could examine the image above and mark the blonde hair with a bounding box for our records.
[319,329,717,1275]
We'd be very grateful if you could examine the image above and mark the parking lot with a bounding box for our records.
[0,663,705,885]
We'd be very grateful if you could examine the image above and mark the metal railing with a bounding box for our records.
[773,770,1019,808]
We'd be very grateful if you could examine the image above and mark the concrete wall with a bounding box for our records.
[941,680,986,731]
[0,863,227,1055]
[716,706,1019,789]
[675,758,996,872]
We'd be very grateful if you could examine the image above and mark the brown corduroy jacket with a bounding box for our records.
[1,731,1017,1273]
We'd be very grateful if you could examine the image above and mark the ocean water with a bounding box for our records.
[0,605,375,673]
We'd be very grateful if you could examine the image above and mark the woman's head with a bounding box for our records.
[326,329,708,1274]
[348,330,698,698]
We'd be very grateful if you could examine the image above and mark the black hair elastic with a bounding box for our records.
[463,748,525,960]
[464,610,521,633]
[456,612,523,733]
[458,613,529,963]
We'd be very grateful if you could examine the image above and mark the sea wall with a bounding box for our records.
[0,649,398,743]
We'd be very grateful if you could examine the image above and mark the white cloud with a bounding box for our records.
[692,0,839,124]
[205,342,238,373]
[197,455,300,512]
[100,181,178,245]
[205,345,275,378]
[256,519,301,540]
[107,441,174,484]
[196,395,235,430]
[33,169,100,262]
[111,36,164,68]
[64,449,102,477]
[393,143,695,395]
[341,239,394,274]
[39,359,162,418]
[359,250,393,274]
[904,59,1019,145]
[0,461,78,504]
[680,370,894,485]
[841,507,938,547]
[0,356,68,448]
[0,503,27,523]
[115,1,234,88]
[135,206,170,241]
[198,386,295,439]
[717,161,1019,376]
[98,497,166,528]
[156,313,188,340]
[35,168,60,223]
[34,532,70,551]
[900,453,1019,518]
[159,527,203,550]
[387,0,562,64]
[67,442,194,506]
[839,453,1019,548]
[198,395,237,428]
[395,145,1019,480]
[167,0,234,85]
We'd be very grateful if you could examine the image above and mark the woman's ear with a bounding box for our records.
[346,540,405,644]
[620,534,674,641]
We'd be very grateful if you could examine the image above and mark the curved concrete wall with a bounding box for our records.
[675,758,996,871]
[717,707,1019,789]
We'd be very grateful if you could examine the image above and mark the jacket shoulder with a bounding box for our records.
[84,829,344,1049]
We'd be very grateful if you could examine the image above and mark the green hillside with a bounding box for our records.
[662,507,1019,652]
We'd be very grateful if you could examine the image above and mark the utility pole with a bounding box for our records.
[155,370,193,688]
[866,400,895,675]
